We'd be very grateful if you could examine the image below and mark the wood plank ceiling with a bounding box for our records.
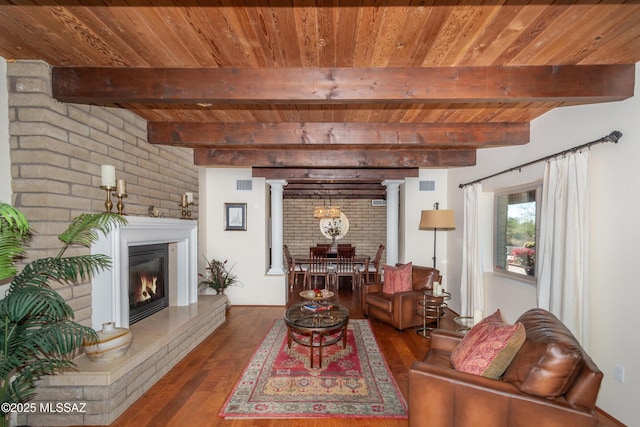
[1,1,639,198]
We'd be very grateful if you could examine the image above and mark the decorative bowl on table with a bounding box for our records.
[300,289,334,300]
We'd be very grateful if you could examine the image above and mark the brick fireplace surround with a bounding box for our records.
[5,60,218,426]
[19,217,227,427]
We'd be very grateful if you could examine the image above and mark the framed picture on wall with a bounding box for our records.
[225,203,247,230]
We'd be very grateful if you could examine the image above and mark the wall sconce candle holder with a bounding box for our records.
[179,194,193,219]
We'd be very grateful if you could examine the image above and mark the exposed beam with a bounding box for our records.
[148,122,529,147]
[285,183,384,190]
[253,168,418,181]
[195,149,476,168]
[52,65,635,104]
[284,189,387,199]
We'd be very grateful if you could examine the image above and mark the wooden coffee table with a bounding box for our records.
[284,301,349,368]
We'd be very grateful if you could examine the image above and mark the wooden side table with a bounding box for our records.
[416,289,450,338]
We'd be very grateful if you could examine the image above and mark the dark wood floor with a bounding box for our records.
[104,278,622,427]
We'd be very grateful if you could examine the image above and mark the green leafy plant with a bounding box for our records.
[0,203,126,426]
[199,257,239,294]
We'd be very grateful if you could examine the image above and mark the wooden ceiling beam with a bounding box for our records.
[284,191,386,199]
[285,183,384,190]
[194,148,476,168]
[148,122,529,147]
[253,168,418,181]
[52,65,634,104]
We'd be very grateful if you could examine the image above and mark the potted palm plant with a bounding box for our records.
[0,202,125,427]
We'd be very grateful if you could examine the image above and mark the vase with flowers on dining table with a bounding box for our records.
[324,219,342,251]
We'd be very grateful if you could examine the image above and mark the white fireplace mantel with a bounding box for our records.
[91,216,198,330]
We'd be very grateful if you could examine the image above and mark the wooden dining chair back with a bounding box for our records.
[335,248,357,290]
[359,244,385,284]
[337,246,355,258]
[284,244,306,289]
[304,246,331,289]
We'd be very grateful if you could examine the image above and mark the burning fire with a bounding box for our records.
[135,274,158,303]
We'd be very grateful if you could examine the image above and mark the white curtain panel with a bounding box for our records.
[461,183,484,317]
[538,150,590,346]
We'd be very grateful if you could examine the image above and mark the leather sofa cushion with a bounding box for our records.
[451,318,525,379]
[503,309,584,399]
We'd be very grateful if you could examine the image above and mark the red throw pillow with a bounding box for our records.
[382,262,412,294]
[451,320,526,379]
[483,309,504,324]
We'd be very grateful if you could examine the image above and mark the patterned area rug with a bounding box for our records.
[219,318,407,419]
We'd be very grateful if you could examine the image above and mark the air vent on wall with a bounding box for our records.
[236,179,253,191]
[371,199,387,207]
[419,180,436,191]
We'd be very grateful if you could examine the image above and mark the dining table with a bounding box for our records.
[291,254,370,289]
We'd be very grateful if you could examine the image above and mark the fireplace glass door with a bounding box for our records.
[128,243,169,324]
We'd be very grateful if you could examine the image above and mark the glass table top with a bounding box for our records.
[284,301,349,329]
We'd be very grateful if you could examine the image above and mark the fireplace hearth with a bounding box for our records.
[128,243,169,324]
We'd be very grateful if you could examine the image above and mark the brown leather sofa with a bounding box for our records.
[408,308,603,427]
[361,264,441,330]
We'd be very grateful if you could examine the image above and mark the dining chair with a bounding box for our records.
[284,244,306,289]
[357,244,384,284]
[335,247,357,290]
[304,246,331,289]
[337,245,355,257]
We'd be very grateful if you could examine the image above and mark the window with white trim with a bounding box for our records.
[494,182,541,281]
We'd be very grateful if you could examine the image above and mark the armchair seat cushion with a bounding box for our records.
[365,292,393,312]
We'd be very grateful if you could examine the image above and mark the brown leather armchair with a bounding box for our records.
[361,264,441,330]
[408,308,603,427]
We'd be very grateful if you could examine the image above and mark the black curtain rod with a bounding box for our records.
[458,130,622,189]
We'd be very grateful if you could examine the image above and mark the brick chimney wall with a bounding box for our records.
[283,198,387,265]
[7,60,199,326]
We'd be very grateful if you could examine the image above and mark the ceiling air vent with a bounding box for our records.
[371,199,387,207]
[419,180,435,191]
[236,179,253,191]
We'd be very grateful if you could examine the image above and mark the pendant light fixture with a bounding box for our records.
[313,190,341,219]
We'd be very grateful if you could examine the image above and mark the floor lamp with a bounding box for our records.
[419,202,456,268]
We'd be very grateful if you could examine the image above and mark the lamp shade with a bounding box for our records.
[419,209,455,230]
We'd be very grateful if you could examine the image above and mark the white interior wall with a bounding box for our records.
[402,169,454,288]
[200,167,286,306]
[446,63,640,426]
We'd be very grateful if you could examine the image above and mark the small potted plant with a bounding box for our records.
[199,257,239,295]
